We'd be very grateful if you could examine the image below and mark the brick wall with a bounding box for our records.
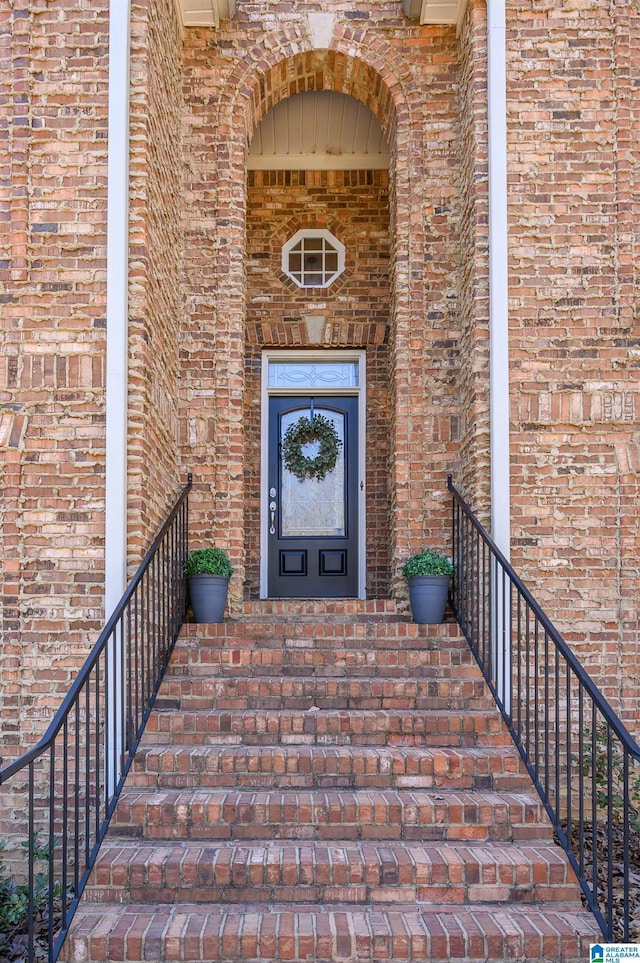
[0,1,110,753]
[0,0,186,754]
[507,0,640,721]
[128,0,184,561]
[455,0,490,520]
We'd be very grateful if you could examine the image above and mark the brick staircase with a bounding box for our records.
[64,602,601,961]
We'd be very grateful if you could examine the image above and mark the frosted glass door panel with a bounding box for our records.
[280,408,345,537]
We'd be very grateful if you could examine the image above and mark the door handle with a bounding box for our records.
[269,500,276,535]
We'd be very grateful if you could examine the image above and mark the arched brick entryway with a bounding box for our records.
[180,22,461,607]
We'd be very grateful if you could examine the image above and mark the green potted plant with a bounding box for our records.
[402,550,454,624]
[184,547,233,623]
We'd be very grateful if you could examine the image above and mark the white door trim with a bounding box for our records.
[260,350,366,599]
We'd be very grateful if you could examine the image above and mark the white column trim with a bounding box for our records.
[487,0,511,714]
[487,0,511,561]
[104,0,131,795]
[105,0,131,617]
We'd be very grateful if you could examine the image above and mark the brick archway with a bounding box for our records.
[181,23,449,606]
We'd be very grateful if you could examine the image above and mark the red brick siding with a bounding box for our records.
[0,1,110,752]
[0,0,186,751]
[455,0,490,521]
[507,0,640,721]
[128,0,184,563]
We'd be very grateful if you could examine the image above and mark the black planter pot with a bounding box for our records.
[407,575,450,624]
[188,574,230,623]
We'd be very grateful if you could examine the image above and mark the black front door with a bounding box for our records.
[267,396,359,598]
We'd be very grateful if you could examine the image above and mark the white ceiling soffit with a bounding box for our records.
[403,0,468,29]
[248,91,390,171]
[175,0,236,28]
[176,1,467,31]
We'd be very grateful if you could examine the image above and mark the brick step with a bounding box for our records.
[129,743,531,792]
[63,901,600,962]
[156,675,493,711]
[168,640,476,677]
[87,839,580,906]
[242,599,403,620]
[141,708,511,748]
[180,620,466,648]
[112,788,549,842]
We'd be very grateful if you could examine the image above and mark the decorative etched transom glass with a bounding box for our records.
[282,230,345,288]
[268,361,359,389]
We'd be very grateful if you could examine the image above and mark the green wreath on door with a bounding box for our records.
[281,413,342,482]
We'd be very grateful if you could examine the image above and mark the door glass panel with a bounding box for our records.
[268,362,358,389]
[280,408,346,537]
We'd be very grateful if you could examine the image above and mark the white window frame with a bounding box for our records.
[282,229,346,289]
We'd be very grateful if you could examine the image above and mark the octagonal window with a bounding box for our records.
[282,230,345,288]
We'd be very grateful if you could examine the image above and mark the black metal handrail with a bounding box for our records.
[448,475,640,940]
[0,475,192,963]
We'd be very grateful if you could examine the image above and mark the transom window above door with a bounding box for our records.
[268,360,359,389]
[282,230,345,288]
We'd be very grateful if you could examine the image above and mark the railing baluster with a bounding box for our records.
[553,647,561,813]
[28,764,35,963]
[565,664,572,848]
[523,593,528,744]
[74,697,81,896]
[623,750,630,941]
[151,550,157,691]
[590,703,599,925]
[141,566,147,712]
[483,530,487,660]
[48,739,56,957]
[96,646,102,841]
[515,588,522,744]
[578,684,585,880]
[134,587,140,739]
[62,717,69,932]
[84,677,91,871]
[534,616,540,785]
[607,723,614,936]
[544,628,550,802]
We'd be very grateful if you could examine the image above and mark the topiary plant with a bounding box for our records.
[402,550,453,579]
[184,547,233,579]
